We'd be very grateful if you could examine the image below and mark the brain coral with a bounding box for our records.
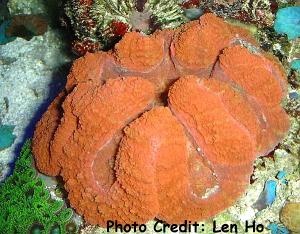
[32,13,290,225]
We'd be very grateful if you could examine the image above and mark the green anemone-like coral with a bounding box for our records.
[90,0,186,33]
[65,0,187,52]
[0,141,74,234]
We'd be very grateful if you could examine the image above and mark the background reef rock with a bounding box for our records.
[7,0,46,15]
[0,1,70,179]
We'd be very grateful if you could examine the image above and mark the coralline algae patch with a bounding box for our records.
[32,13,291,229]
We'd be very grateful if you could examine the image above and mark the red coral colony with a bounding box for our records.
[32,14,289,226]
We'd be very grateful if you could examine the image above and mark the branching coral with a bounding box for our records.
[0,141,74,233]
[32,14,289,226]
[64,0,186,55]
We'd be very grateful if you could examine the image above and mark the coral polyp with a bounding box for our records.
[65,0,186,55]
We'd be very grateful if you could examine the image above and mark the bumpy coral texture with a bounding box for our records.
[32,14,289,225]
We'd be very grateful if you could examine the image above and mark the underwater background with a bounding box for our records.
[0,0,299,233]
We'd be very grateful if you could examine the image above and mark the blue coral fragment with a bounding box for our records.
[183,8,204,20]
[253,180,277,210]
[274,7,300,40]
[268,223,289,234]
[0,124,16,150]
[264,180,277,206]
[276,170,288,184]
[289,91,299,100]
[291,59,300,71]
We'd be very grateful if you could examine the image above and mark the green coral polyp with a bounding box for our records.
[0,141,74,234]
[91,0,186,32]
[65,0,187,51]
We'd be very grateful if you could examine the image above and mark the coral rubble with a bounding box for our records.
[32,14,290,226]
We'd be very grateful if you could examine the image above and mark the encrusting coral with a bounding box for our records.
[32,13,290,226]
